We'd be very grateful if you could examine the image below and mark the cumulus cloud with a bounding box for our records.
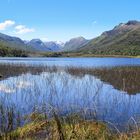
[15,25,35,34]
[0,20,35,35]
[0,20,15,30]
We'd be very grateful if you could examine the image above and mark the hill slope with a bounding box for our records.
[0,43,27,57]
[0,33,33,51]
[79,20,140,56]
[63,37,89,51]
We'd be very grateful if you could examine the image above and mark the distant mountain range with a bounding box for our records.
[0,32,88,52]
[25,37,88,52]
[0,20,140,56]
[26,39,65,52]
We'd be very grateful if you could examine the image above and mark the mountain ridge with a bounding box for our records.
[79,20,140,56]
[62,36,89,51]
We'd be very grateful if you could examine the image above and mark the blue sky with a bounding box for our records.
[0,0,140,42]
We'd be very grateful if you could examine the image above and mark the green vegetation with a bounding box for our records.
[42,52,64,57]
[0,43,28,57]
[1,112,140,140]
[42,51,140,58]
[80,45,140,56]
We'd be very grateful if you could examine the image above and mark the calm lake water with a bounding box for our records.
[0,57,140,131]
[0,57,140,67]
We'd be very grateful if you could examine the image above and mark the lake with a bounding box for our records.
[0,57,140,132]
[0,57,140,67]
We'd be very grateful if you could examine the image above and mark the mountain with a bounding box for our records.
[26,39,52,52]
[62,36,89,51]
[0,33,32,51]
[26,39,63,52]
[0,33,89,53]
[0,33,64,53]
[79,20,140,56]
[44,41,63,51]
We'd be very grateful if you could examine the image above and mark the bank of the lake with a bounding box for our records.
[41,51,140,58]
[2,114,140,140]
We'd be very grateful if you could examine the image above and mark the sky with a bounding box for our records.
[0,0,140,42]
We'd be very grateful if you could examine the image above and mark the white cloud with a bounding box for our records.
[0,20,15,30]
[15,25,35,34]
[0,20,35,35]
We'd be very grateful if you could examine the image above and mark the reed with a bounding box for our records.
[0,64,140,139]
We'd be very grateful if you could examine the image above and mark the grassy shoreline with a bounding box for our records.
[2,113,140,140]
[0,49,140,58]
[37,52,140,58]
